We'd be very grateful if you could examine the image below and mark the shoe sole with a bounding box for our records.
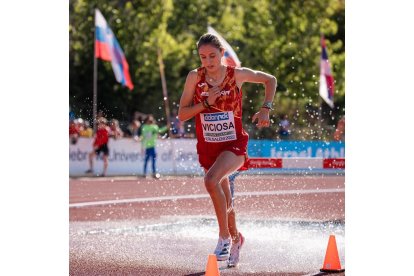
[216,254,230,261]
[227,233,245,267]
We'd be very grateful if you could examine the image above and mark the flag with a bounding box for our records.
[207,26,241,67]
[95,9,134,90]
[319,36,335,108]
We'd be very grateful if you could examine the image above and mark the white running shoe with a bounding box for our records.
[227,232,245,267]
[214,237,232,261]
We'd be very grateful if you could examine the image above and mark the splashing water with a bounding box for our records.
[71,216,344,274]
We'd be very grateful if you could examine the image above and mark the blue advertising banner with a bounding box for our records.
[248,140,345,158]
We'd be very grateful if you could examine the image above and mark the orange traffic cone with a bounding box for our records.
[320,235,345,273]
[205,254,220,276]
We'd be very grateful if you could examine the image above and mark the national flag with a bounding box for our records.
[95,9,134,90]
[319,36,335,108]
[207,26,241,67]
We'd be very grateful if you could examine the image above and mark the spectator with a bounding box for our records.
[69,119,80,145]
[69,106,75,121]
[333,116,345,141]
[278,114,291,140]
[139,115,168,179]
[75,118,85,134]
[109,119,124,139]
[79,120,93,138]
[125,119,141,140]
[85,117,110,177]
[133,111,146,120]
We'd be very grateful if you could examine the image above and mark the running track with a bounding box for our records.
[70,174,345,275]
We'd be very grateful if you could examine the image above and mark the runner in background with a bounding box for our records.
[178,33,277,267]
[85,117,110,177]
[139,115,168,179]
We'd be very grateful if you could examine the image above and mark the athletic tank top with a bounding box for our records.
[193,66,249,156]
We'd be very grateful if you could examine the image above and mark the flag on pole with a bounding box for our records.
[207,26,241,67]
[319,36,335,108]
[95,9,134,90]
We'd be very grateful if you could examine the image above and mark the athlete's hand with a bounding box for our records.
[207,86,222,106]
[252,108,271,128]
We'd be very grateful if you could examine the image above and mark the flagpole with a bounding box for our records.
[157,47,177,174]
[318,95,323,141]
[93,10,98,134]
[157,48,171,135]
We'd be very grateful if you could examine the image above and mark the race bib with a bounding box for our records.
[200,111,237,143]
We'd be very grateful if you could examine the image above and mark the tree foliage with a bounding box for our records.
[70,0,345,140]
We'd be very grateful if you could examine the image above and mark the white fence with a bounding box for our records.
[69,138,345,176]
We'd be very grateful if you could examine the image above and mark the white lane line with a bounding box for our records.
[70,188,344,208]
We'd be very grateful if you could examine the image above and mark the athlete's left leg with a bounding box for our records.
[221,172,241,242]
[219,177,237,238]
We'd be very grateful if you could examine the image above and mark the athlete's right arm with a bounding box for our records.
[178,70,205,122]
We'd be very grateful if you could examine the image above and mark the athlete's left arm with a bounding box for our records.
[235,67,277,128]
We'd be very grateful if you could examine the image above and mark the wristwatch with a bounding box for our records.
[261,101,274,110]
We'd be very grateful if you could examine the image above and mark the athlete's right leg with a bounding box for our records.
[204,151,244,239]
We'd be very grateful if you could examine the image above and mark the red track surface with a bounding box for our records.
[70,174,345,275]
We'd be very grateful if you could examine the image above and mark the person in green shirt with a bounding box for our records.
[140,115,168,179]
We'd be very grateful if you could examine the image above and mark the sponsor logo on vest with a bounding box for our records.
[198,82,207,88]
[201,91,209,97]
[203,112,230,122]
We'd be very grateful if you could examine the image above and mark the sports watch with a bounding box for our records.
[261,101,274,110]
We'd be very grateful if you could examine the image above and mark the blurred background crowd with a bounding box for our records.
[69,107,345,145]
[69,108,195,145]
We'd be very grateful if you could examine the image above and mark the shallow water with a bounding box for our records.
[70,216,344,274]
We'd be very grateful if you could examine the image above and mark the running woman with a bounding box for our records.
[178,33,277,267]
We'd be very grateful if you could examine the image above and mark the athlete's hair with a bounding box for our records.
[197,33,224,51]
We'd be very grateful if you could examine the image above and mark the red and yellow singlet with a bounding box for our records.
[193,66,249,170]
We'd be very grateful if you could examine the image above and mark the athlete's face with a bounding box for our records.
[198,44,224,72]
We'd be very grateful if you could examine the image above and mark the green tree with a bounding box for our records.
[69,0,345,140]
